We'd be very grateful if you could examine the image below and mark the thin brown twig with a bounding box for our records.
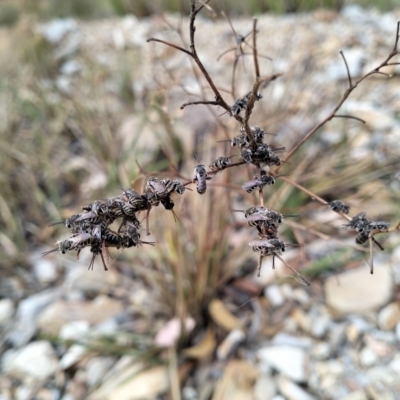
[275,254,310,286]
[275,22,400,173]
[284,220,369,253]
[339,50,353,88]
[180,100,222,110]
[333,115,366,124]
[252,18,260,79]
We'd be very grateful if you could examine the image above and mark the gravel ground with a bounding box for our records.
[1,5,400,400]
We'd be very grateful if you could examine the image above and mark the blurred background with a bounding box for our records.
[1,0,400,399]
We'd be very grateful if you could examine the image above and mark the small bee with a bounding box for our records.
[230,98,248,116]
[172,180,186,195]
[264,152,281,166]
[209,155,235,172]
[103,229,123,249]
[369,221,390,231]
[343,212,371,232]
[241,148,253,163]
[161,196,174,210]
[231,133,249,148]
[242,174,276,193]
[355,231,369,245]
[122,189,149,212]
[329,200,350,214]
[193,164,211,195]
[239,126,267,143]
[249,238,286,255]
[82,200,108,216]
[41,232,92,257]
[230,91,262,116]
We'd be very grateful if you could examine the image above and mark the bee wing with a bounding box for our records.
[246,213,270,222]
[248,239,274,247]
[242,180,260,189]
[75,211,97,222]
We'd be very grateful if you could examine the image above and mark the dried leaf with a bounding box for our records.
[183,328,216,359]
[209,299,243,331]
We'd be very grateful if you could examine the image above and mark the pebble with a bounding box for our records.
[311,342,331,360]
[59,320,90,341]
[265,285,285,307]
[37,295,123,335]
[86,357,114,388]
[38,18,78,44]
[378,302,400,331]
[272,332,313,349]
[9,289,62,346]
[254,374,276,400]
[31,258,58,284]
[325,266,392,313]
[2,341,58,381]
[340,391,368,400]
[0,299,14,325]
[60,344,87,370]
[217,329,245,361]
[359,346,377,367]
[66,267,120,294]
[310,314,330,338]
[277,376,316,400]
[257,345,308,383]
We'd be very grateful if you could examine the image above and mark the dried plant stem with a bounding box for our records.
[275,254,310,286]
[252,18,260,79]
[285,220,369,252]
[275,22,400,172]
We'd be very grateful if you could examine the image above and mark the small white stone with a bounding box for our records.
[60,345,86,370]
[311,314,330,338]
[59,321,90,341]
[254,374,276,400]
[0,299,14,325]
[272,333,313,349]
[339,391,368,400]
[265,285,285,307]
[257,345,308,382]
[182,387,197,400]
[86,357,113,388]
[216,329,245,361]
[388,354,400,374]
[359,346,377,367]
[277,376,316,400]
[2,341,58,380]
[395,322,400,341]
[378,302,400,331]
[291,288,310,306]
[32,259,58,284]
[38,18,77,44]
[312,342,331,360]
[325,266,392,313]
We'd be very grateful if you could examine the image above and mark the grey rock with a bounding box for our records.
[60,344,86,370]
[254,374,276,400]
[257,345,308,383]
[325,266,392,313]
[8,288,62,346]
[277,376,316,400]
[2,341,58,380]
[378,302,400,331]
[39,18,78,44]
[0,298,14,325]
